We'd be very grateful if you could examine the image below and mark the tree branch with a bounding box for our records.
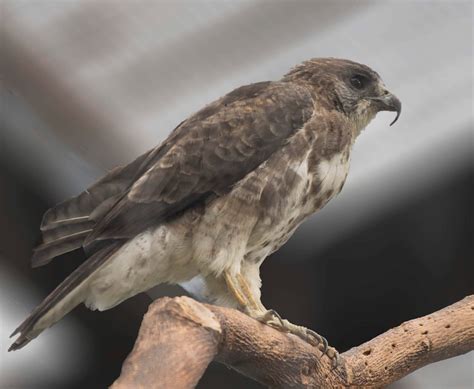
[111,295,474,388]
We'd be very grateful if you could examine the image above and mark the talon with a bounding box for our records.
[317,335,328,352]
[326,347,340,369]
[267,309,284,326]
[252,308,339,367]
[256,309,285,329]
[305,328,328,351]
[324,346,340,369]
[326,347,336,359]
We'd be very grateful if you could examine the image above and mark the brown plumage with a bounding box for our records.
[10,58,400,352]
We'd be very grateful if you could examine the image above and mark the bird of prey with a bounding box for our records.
[10,58,401,365]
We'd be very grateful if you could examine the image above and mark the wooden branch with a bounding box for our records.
[111,295,474,388]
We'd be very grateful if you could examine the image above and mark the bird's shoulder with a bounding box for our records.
[84,80,316,242]
[128,80,316,203]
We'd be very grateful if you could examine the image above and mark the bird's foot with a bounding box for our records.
[254,309,340,368]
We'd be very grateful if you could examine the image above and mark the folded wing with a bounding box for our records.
[34,81,315,264]
[85,81,315,243]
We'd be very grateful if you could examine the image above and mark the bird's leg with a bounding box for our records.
[236,273,266,311]
[224,270,339,368]
[223,271,248,308]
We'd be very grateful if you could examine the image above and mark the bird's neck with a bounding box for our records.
[349,102,378,139]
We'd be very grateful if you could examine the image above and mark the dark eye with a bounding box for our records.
[350,75,368,90]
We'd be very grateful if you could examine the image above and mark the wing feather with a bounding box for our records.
[85,81,314,244]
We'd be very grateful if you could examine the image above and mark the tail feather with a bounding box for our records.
[9,149,155,350]
[40,215,90,230]
[41,221,95,244]
[40,181,125,231]
[9,242,121,351]
[31,230,92,268]
[40,149,154,232]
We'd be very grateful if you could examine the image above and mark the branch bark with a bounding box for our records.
[111,295,474,388]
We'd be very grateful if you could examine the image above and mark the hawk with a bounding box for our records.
[10,58,400,364]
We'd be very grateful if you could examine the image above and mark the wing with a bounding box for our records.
[84,81,315,244]
[31,148,156,267]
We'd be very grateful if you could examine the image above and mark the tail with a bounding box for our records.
[30,189,115,268]
[12,149,154,349]
[9,243,121,351]
[30,148,153,268]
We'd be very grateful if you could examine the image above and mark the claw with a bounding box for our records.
[304,327,328,351]
[257,309,285,329]
[267,309,284,326]
[317,333,328,352]
[326,346,340,369]
[253,308,340,368]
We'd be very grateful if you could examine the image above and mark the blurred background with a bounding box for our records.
[1,0,472,388]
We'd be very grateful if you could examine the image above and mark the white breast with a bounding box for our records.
[246,151,351,263]
[317,152,350,195]
[246,157,313,259]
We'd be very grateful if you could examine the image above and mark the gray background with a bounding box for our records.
[1,1,472,388]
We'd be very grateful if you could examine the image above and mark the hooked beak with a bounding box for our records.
[368,92,402,126]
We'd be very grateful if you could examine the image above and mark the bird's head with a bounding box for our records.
[283,58,401,131]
